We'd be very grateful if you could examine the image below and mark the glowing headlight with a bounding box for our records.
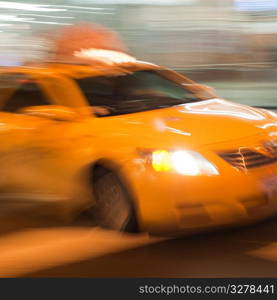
[152,150,219,176]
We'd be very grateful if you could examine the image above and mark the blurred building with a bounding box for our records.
[0,0,277,68]
[0,0,277,106]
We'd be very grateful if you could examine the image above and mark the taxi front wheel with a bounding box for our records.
[92,170,138,232]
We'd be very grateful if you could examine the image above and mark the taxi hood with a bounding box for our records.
[112,99,277,148]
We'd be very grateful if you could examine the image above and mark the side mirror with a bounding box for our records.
[19,105,80,121]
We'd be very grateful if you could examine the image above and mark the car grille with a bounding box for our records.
[219,148,277,171]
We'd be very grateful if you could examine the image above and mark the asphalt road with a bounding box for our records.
[0,212,277,277]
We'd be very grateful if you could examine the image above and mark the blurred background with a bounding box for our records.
[0,0,276,108]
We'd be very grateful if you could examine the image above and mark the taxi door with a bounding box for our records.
[0,72,76,208]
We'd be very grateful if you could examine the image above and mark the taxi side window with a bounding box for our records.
[2,81,49,113]
[77,77,114,106]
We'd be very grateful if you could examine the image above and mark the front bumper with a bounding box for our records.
[127,156,277,236]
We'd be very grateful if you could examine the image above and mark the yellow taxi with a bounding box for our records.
[0,51,276,235]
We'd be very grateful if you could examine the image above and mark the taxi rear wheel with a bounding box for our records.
[92,169,138,232]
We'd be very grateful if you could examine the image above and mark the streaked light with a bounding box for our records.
[53,5,111,11]
[22,20,72,26]
[0,1,66,12]
[18,14,74,19]
[0,15,32,22]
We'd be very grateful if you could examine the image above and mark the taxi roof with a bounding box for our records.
[0,60,161,79]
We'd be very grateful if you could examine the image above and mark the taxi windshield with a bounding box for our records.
[76,69,214,117]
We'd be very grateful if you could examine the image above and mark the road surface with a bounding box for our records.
[0,212,277,277]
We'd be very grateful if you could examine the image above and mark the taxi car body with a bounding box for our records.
[0,58,276,235]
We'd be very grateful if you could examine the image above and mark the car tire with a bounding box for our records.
[92,169,138,233]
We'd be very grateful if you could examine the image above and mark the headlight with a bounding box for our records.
[151,150,219,176]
